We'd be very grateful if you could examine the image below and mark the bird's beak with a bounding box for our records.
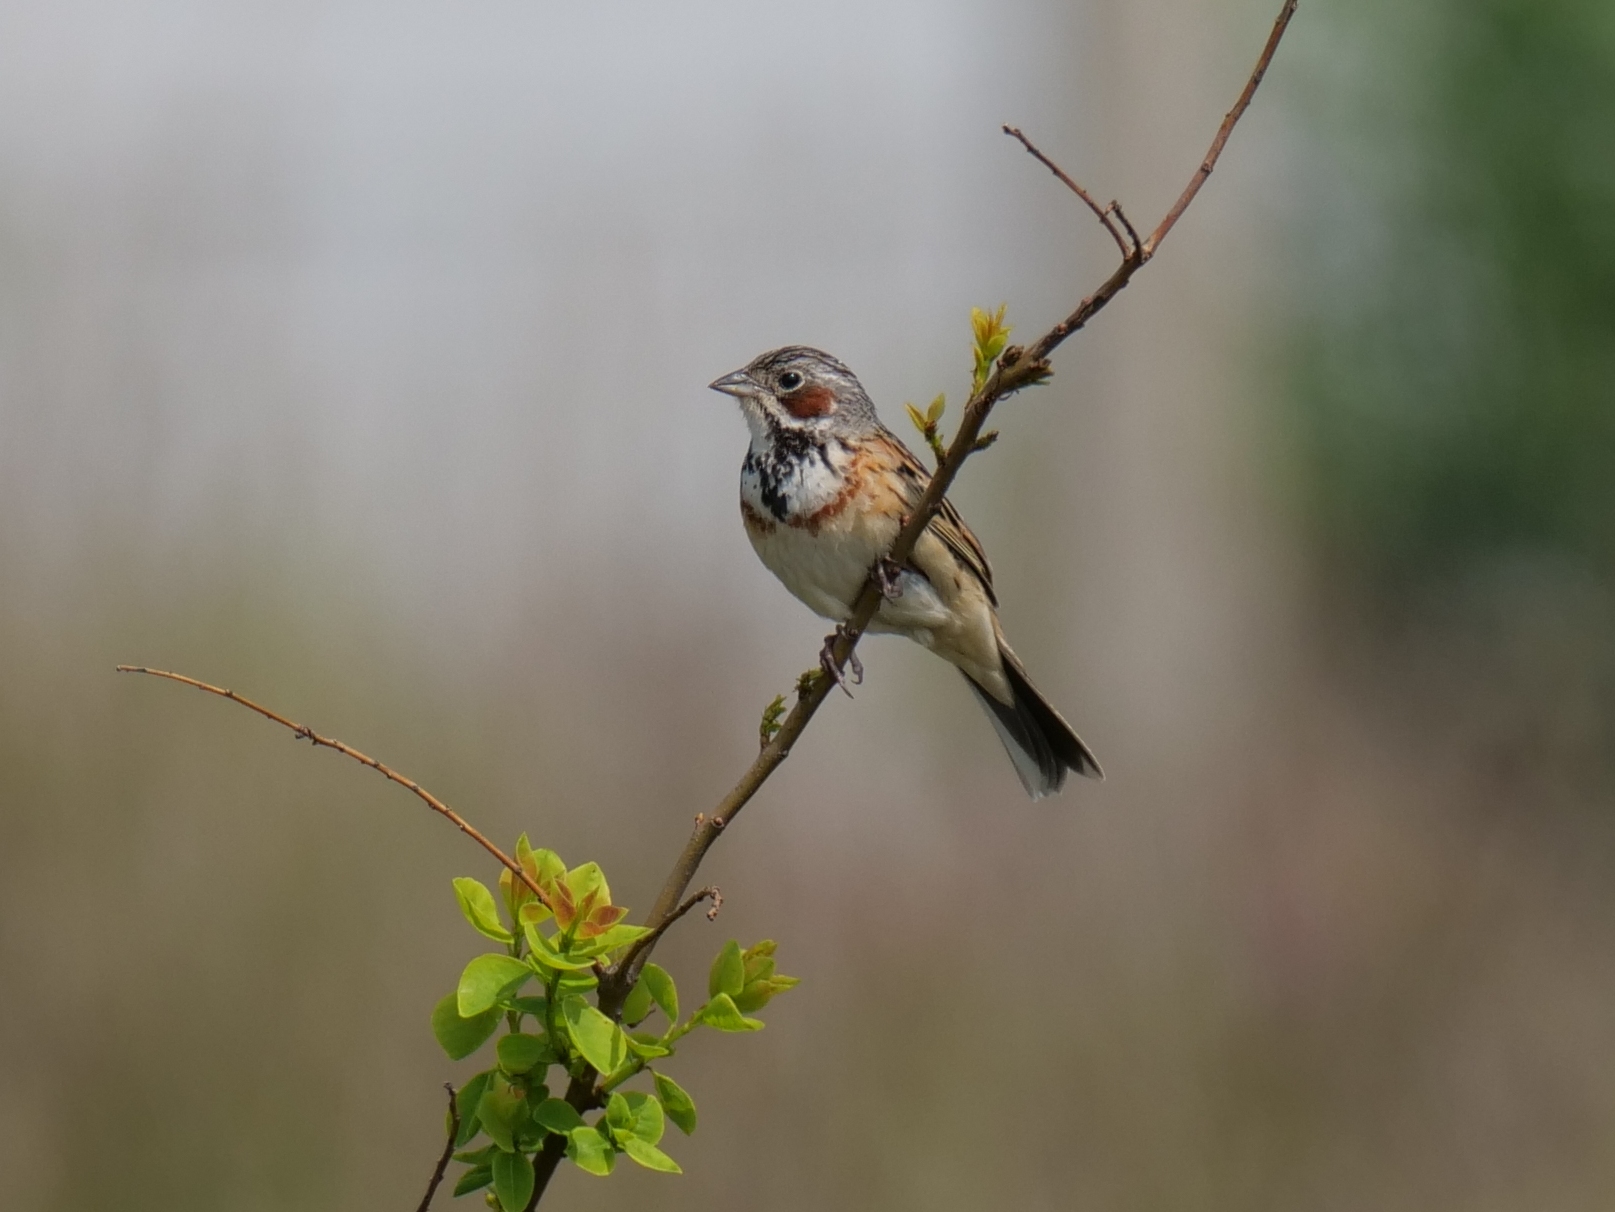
[708,368,756,398]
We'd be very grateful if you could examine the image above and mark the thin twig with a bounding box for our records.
[1003,125,1132,258]
[415,1083,459,1212]
[599,0,1299,1015]
[114,667,551,908]
[1143,0,1297,258]
[1108,201,1142,257]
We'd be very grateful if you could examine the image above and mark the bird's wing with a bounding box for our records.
[873,428,997,606]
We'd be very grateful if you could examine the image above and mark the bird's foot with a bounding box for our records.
[874,556,904,601]
[819,626,864,698]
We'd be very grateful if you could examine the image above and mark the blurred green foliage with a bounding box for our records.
[1286,0,1615,586]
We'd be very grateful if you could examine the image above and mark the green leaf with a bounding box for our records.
[532,1098,585,1135]
[453,1145,499,1166]
[622,1137,682,1174]
[554,970,599,1002]
[476,1080,527,1153]
[622,980,653,1027]
[905,402,927,433]
[492,1149,534,1212]
[454,1070,496,1147]
[697,992,763,1033]
[626,1033,671,1059]
[567,1126,616,1176]
[734,974,801,1013]
[431,993,501,1061]
[605,1093,633,1138]
[496,1033,554,1075]
[759,693,787,747]
[508,995,548,1019]
[926,392,947,424]
[573,922,653,957]
[623,1092,665,1145]
[452,1165,493,1197]
[653,1072,697,1135]
[564,861,609,908]
[561,996,627,1075]
[524,924,598,971]
[709,940,745,999]
[457,954,533,1017]
[453,877,514,943]
[641,964,678,1024]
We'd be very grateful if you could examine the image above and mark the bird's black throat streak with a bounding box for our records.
[744,422,837,524]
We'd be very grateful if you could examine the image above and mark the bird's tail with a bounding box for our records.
[963,641,1102,799]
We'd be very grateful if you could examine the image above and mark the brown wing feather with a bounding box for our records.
[873,428,997,606]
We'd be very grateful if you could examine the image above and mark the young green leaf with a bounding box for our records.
[431,993,502,1060]
[454,876,514,944]
[508,995,548,1019]
[561,996,628,1075]
[532,1098,585,1135]
[476,1081,527,1153]
[572,921,652,958]
[496,1033,554,1075]
[567,1126,616,1176]
[452,1165,493,1197]
[457,954,532,1017]
[622,979,653,1027]
[605,1093,634,1138]
[733,973,801,1013]
[491,1149,535,1212]
[641,963,678,1024]
[697,992,764,1033]
[453,1144,499,1166]
[626,1033,671,1059]
[554,969,599,998]
[709,940,745,999]
[564,862,609,908]
[758,693,787,748]
[653,1072,697,1135]
[524,924,598,971]
[970,304,1011,393]
[575,902,629,941]
[622,1092,665,1145]
[454,1071,495,1147]
[622,1138,682,1174]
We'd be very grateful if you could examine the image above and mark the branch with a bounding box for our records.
[113,667,551,908]
[1144,0,1297,259]
[599,0,1299,1014]
[1002,125,1135,258]
[416,1083,458,1212]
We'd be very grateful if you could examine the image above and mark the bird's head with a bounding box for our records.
[709,346,878,441]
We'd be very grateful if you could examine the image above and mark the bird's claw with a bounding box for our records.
[874,556,904,601]
[819,627,863,698]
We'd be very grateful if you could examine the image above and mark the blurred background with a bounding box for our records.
[3,0,1613,1207]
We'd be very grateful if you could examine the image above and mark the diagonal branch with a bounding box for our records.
[114,666,551,908]
[601,0,1299,1013]
[1144,0,1297,259]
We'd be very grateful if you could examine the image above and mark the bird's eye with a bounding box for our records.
[778,371,804,391]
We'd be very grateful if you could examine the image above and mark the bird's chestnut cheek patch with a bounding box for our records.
[781,385,835,419]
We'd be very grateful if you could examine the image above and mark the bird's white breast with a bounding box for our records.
[739,428,952,633]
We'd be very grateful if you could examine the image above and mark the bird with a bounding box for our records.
[709,345,1102,798]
